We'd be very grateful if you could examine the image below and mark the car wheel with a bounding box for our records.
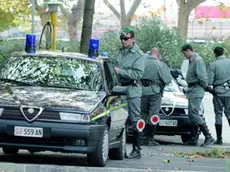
[181,134,190,143]
[109,128,126,160]
[87,126,109,167]
[2,147,19,154]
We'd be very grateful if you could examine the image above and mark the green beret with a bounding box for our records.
[120,27,133,37]
[214,45,224,51]
[181,43,192,51]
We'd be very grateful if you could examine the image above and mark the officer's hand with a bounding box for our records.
[181,86,188,94]
[205,86,216,96]
[114,67,120,73]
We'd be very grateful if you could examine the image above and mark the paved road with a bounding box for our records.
[0,142,228,172]
[201,93,230,144]
[0,94,229,172]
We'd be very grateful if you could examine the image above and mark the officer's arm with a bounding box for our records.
[207,63,215,85]
[195,60,208,88]
[158,62,172,85]
[118,56,144,80]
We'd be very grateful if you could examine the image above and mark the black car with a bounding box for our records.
[0,51,128,167]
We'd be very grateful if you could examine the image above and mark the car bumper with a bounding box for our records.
[155,115,204,135]
[0,119,105,153]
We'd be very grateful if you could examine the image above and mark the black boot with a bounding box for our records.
[228,119,230,126]
[214,124,223,145]
[145,124,159,146]
[127,131,141,159]
[184,125,198,146]
[199,122,215,147]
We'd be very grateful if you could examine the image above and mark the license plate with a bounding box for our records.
[159,120,178,127]
[14,126,43,138]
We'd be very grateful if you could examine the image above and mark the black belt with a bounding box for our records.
[213,80,230,87]
[121,80,141,86]
[187,82,199,87]
[141,79,161,87]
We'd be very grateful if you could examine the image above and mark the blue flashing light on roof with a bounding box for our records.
[88,39,99,59]
[101,52,109,57]
[25,34,36,54]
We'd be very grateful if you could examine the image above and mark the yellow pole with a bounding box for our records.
[50,12,57,51]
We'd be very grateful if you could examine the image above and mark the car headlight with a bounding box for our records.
[184,109,188,115]
[59,112,90,122]
[0,108,3,116]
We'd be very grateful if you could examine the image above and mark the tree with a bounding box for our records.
[176,0,206,42]
[0,9,15,32]
[80,0,96,54]
[59,0,85,41]
[0,0,31,30]
[103,0,142,28]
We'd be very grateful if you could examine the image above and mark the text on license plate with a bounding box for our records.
[159,120,178,127]
[14,126,43,138]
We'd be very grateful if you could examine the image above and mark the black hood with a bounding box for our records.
[0,86,105,111]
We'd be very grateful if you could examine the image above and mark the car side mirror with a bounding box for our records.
[111,86,127,95]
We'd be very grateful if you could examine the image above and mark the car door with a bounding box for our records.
[103,61,128,142]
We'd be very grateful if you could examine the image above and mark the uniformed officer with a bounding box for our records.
[207,46,230,145]
[181,43,215,147]
[141,47,171,146]
[109,27,145,159]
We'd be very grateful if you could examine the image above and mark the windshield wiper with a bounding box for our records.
[0,78,34,86]
[38,84,85,90]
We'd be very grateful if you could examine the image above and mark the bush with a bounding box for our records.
[100,18,184,68]
[190,39,230,65]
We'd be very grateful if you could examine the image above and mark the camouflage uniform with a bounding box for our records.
[208,46,230,145]
[141,54,171,146]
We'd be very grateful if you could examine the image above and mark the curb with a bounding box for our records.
[0,164,209,172]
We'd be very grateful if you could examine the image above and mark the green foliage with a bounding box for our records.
[99,30,120,57]
[190,39,230,65]
[0,39,25,64]
[99,18,184,68]
[134,18,184,68]
[0,9,15,31]
[176,148,230,158]
[0,0,31,30]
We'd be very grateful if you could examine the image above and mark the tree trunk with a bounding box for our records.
[176,0,206,42]
[177,1,190,42]
[80,0,96,54]
[103,0,142,28]
[35,0,49,26]
[59,0,85,41]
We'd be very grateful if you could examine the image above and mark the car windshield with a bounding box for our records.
[164,78,180,92]
[0,55,103,92]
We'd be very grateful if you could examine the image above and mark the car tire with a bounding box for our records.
[87,126,109,167]
[181,134,190,143]
[2,147,19,154]
[109,128,126,160]
[181,133,200,143]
